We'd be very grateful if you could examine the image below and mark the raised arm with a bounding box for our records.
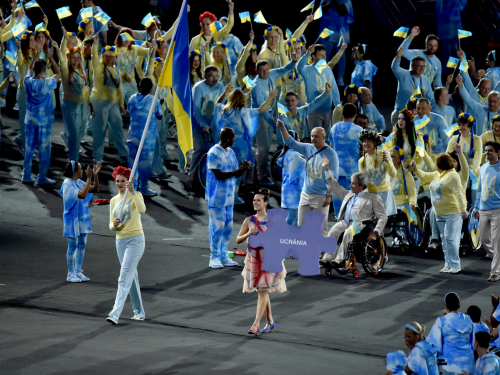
[235,32,254,86]
[258,89,279,114]
[391,48,406,81]
[49,41,61,81]
[291,15,313,41]
[456,74,485,115]
[327,43,347,70]
[399,27,419,60]
[213,1,234,42]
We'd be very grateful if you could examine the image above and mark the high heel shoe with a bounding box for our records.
[248,324,260,336]
[261,322,275,333]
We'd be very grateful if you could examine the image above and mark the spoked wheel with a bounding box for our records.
[422,207,433,255]
[462,206,481,254]
[406,206,424,250]
[198,153,208,190]
[270,150,283,188]
[361,235,387,276]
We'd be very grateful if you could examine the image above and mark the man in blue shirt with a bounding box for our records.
[472,331,500,375]
[188,66,225,188]
[297,45,341,136]
[432,87,457,126]
[359,87,385,132]
[22,44,61,185]
[277,119,339,237]
[206,127,251,269]
[474,141,500,282]
[415,98,449,154]
[391,47,435,127]
[400,27,443,89]
[251,56,296,186]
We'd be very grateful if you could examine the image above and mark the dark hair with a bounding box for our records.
[256,188,270,202]
[139,78,153,95]
[354,43,369,60]
[256,60,269,70]
[285,91,299,100]
[475,331,491,349]
[466,305,481,323]
[204,65,218,75]
[342,103,358,119]
[84,39,94,47]
[488,50,500,67]
[444,292,460,311]
[312,44,326,57]
[220,127,235,143]
[448,151,461,172]
[395,111,416,157]
[457,117,473,128]
[436,154,454,171]
[411,56,426,65]
[63,161,79,178]
[189,53,203,85]
[425,34,439,44]
[434,87,447,102]
[34,59,47,75]
[406,99,417,111]
[485,141,500,153]
[355,114,368,122]
[21,33,34,61]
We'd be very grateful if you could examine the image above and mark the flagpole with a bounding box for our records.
[313,36,321,45]
[310,1,316,16]
[117,84,161,221]
[58,17,64,28]
[250,20,253,31]
[93,24,106,38]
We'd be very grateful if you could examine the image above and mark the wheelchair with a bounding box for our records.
[323,220,388,278]
[270,149,283,188]
[421,204,481,256]
[198,153,208,190]
[384,206,424,251]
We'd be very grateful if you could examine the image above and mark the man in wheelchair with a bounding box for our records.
[319,156,388,266]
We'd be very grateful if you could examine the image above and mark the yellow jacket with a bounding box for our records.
[90,42,124,105]
[446,134,482,177]
[391,165,417,206]
[390,131,425,171]
[189,14,234,51]
[258,32,289,89]
[359,150,397,193]
[109,192,146,239]
[57,49,91,105]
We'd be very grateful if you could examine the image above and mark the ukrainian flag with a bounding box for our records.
[402,204,417,223]
[412,85,421,97]
[278,103,288,117]
[209,21,223,36]
[301,0,315,12]
[24,0,39,9]
[337,34,343,47]
[11,22,26,38]
[81,7,93,19]
[141,13,155,28]
[414,115,430,130]
[319,28,334,39]
[254,11,267,24]
[381,134,393,150]
[350,217,361,236]
[95,11,111,26]
[393,27,409,38]
[458,29,472,39]
[315,59,328,73]
[415,139,425,157]
[6,51,17,65]
[120,32,134,42]
[35,22,46,32]
[239,12,251,24]
[158,0,193,168]
[242,75,256,89]
[285,28,292,40]
[56,6,72,20]
[459,57,469,72]
[446,57,460,69]
[445,123,459,137]
[313,6,322,20]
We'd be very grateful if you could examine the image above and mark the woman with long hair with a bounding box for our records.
[237,189,287,336]
[358,130,398,216]
[107,166,147,325]
[278,130,306,225]
[189,49,203,87]
[114,29,150,103]
[214,87,278,203]
[58,33,92,161]
[60,161,101,282]
[203,41,231,86]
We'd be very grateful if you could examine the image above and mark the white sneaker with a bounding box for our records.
[320,253,333,263]
[131,315,144,321]
[439,267,451,273]
[106,317,118,325]
[67,272,81,282]
[448,268,461,274]
[209,258,223,269]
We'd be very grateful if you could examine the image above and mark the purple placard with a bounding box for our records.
[250,208,337,276]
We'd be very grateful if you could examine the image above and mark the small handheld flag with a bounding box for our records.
[24,0,39,9]
[459,56,469,72]
[458,29,472,39]
[239,11,251,23]
[313,6,322,20]
[469,167,478,189]
[254,11,267,24]
[446,57,460,69]
[242,75,256,89]
[209,21,223,36]
[393,27,409,38]
[315,59,328,73]
[35,22,47,32]
[415,140,425,157]
[141,13,155,28]
[6,51,17,65]
[56,6,72,20]
[402,204,417,223]
[319,28,334,39]
[381,134,393,150]
[412,85,421,97]
[350,217,361,236]
[285,28,292,40]
[120,32,134,42]
[11,23,26,38]
[445,124,459,137]
[337,34,343,47]
[301,0,315,12]
[94,11,112,36]
[81,7,93,20]
[277,103,288,116]
[414,115,430,130]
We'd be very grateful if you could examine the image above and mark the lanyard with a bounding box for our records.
[411,75,423,92]
[307,146,327,163]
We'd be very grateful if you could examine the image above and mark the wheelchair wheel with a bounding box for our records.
[270,150,283,188]
[421,207,433,254]
[405,206,424,250]
[464,206,481,253]
[361,235,387,276]
[198,153,208,190]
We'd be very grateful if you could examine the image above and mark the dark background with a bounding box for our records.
[9,0,499,107]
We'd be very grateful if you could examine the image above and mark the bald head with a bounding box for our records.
[311,127,326,149]
[488,91,500,112]
[478,78,492,98]
[360,87,372,105]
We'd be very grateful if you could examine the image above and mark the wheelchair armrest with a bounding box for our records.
[361,219,373,225]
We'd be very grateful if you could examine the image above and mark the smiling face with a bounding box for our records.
[311,127,326,149]
[360,88,372,105]
[404,328,420,350]
[102,51,116,67]
[253,194,268,212]
[493,120,500,135]
[478,79,492,98]
[212,45,224,63]
[69,51,81,68]
[362,139,376,153]
[485,144,500,163]
[411,59,426,76]
[425,39,438,55]
[192,55,200,70]
[488,92,500,112]
[267,30,279,50]
[458,119,471,135]
[36,32,47,46]
[346,93,358,104]
[115,174,127,193]
[28,34,36,50]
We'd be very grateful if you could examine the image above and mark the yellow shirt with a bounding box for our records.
[0,13,20,43]
[391,165,417,206]
[117,45,149,82]
[109,192,146,239]
[358,150,397,193]
[90,42,124,105]
[327,48,345,70]
[204,53,231,86]
[332,103,343,125]
[480,131,500,165]
[17,49,36,89]
[415,169,467,216]
[189,14,234,51]
[446,134,482,177]
[235,41,256,91]
[58,50,90,105]
[258,34,289,89]
[390,131,425,170]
